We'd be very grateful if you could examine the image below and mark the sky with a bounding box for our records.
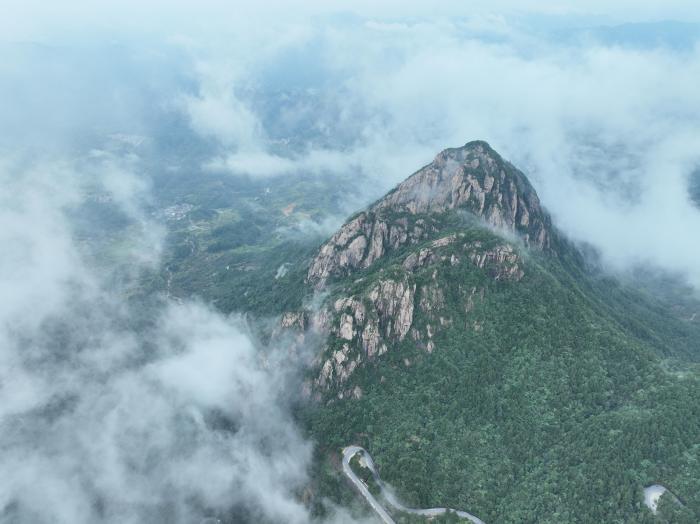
[2,1,700,41]
[1,1,700,522]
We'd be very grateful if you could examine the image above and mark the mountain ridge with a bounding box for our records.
[307,141,555,290]
[300,140,700,523]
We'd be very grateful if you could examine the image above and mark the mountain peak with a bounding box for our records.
[308,141,554,288]
[375,140,549,235]
[448,139,496,153]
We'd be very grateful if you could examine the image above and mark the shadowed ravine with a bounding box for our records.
[342,446,485,524]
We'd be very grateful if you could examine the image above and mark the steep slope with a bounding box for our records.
[307,141,553,289]
[297,141,700,524]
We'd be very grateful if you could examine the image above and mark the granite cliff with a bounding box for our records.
[285,141,557,396]
[307,141,552,290]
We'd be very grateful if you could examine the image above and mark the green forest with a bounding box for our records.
[304,211,700,523]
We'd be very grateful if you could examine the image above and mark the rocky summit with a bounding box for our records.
[296,141,558,396]
[307,141,553,289]
[301,141,700,524]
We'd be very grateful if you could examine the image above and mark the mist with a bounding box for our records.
[172,16,700,286]
[2,2,700,523]
[0,153,326,523]
[4,6,700,290]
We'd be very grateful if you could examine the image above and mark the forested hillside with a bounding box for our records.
[299,142,700,523]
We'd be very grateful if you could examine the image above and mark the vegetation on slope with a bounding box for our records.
[304,216,700,523]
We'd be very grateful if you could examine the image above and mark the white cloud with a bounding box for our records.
[182,15,700,285]
[0,153,334,523]
[5,4,696,282]
[2,4,700,521]
[2,1,700,44]
[181,61,263,148]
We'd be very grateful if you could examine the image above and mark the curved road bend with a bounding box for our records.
[342,446,395,523]
[342,446,485,524]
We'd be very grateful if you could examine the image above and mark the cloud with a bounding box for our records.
[329,24,700,280]
[175,14,700,286]
[0,153,348,523]
[180,60,264,149]
[0,302,314,524]
[2,4,700,522]
[3,1,700,44]
[205,148,358,178]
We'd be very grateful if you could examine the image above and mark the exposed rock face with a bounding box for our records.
[309,235,524,391]
[307,213,432,289]
[465,242,524,281]
[329,279,415,355]
[316,342,361,389]
[307,141,552,288]
[402,235,524,282]
[280,311,307,330]
[301,141,552,395]
[368,280,416,341]
[376,142,550,244]
[314,278,415,390]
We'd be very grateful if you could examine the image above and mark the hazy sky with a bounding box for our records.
[2,1,700,42]
[165,4,700,285]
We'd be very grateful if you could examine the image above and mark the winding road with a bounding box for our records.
[342,446,485,524]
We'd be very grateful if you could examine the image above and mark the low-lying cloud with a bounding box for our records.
[2,3,700,523]
[0,155,355,523]
[175,14,700,287]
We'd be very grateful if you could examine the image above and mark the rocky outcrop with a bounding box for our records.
[307,141,552,288]
[313,277,415,390]
[375,142,551,247]
[465,242,524,281]
[331,279,414,353]
[306,234,525,391]
[316,342,362,389]
[402,235,524,282]
[307,213,433,289]
[280,311,307,330]
[368,280,416,341]
[301,141,550,395]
